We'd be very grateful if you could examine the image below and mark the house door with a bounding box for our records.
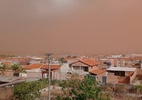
[102,76,107,84]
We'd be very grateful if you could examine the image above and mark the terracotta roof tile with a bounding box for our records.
[23,63,60,70]
[2,62,10,66]
[80,59,99,66]
[90,68,106,75]
[40,65,60,70]
[23,64,44,70]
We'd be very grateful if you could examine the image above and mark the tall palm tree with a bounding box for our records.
[10,63,26,76]
[10,64,20,73]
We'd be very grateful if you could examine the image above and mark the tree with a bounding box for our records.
[0,64,7,75]
[10,63,26,76]
[0,54,14,58]
[13,79,47,100]
[58,57,67,65]
[57,74,109,100]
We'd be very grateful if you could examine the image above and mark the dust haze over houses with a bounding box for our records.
[0,0,142,55]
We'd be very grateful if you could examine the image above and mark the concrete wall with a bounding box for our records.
[19,73,27,77]
[26,68,42,73]
[26,72,42,78]
[88,66,98,72]
[130,70,137,84]
[96,72,107,83]
[52,71,67,80]
[3,70,13,76]
[60,63,71,73]
[107,75,118,84]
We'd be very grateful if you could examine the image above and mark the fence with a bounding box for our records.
[26,72,42,78]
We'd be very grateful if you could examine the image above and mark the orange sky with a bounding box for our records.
[0,0,142,55]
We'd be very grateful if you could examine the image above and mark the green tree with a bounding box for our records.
[136,85,142,94]
[59,57,67,65]
[10,64,20,73]
[57,74,109,100]
[13,79,47,100]
[0,64,7,75]
[10,63,26,76]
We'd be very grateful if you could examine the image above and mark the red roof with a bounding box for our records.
[90,68,106,75]
[40,65,60,70]
[23,64,60,70]
[23,64,44,70]
[80,59,99,66]
[2,62,10,66]
[70,59,99,67]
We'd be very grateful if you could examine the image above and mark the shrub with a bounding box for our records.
[13,79,47,100]
[57,74,109,100]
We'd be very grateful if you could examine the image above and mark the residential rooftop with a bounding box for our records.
[107,67,136,72]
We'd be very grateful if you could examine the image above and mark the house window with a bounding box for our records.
[115,71,125,76]
[84,67,88,72]
[73,66,80,70]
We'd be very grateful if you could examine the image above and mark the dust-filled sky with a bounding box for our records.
[0,0,142,55]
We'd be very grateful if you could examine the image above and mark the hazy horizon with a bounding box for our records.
[0,0,142,56]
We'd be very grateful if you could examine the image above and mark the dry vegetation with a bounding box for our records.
[41,75,142,100]
[101,84,142,100]
[3,74,142,100]
[0,87,13,100]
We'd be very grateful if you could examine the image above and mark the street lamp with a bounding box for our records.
[45,53,53,100]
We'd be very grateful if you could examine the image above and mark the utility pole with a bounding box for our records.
[45,53,53,100]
